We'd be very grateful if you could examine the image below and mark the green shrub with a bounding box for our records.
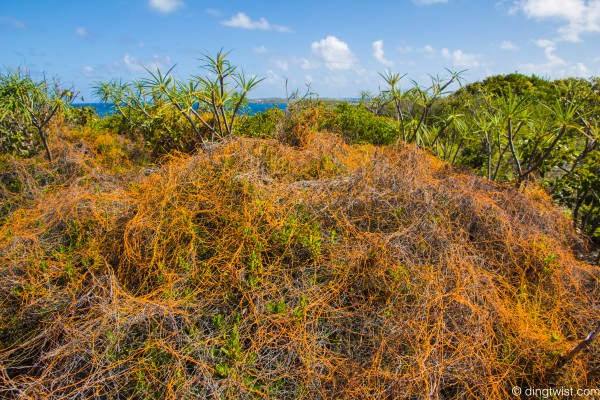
[90,106,199,156]
[234,107,284,139]
[64,105,98,127]
[326,102,399,145]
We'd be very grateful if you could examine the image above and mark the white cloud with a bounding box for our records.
[520,52,590,76]
[441,48,483,67]
[542,45,565,65]
[123,53,144,72]
[221,12,290,32]
[420,44,437,54]
[274,25,291,33]
[500,40,519,50]
[81,66,94,76]
[513,0,600,41]
[519,41,566,74]
[417,44,483,67]
[264,69,285,86]
[412,0,449,4]
[222,12,269,29]
[526,39,570,74]
[122,53,172,73]
[534,38,555,47]
[570,62,590,75]
[372,40,394,67]
[515,0,585,20]
[149,0,183,14]
[253,46,267,54]
[300,58,318,70]
[75,26,89,38]
[311,36,356,70]
[272,59,289,71]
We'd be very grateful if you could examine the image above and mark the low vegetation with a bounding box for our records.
[0,55,598,398]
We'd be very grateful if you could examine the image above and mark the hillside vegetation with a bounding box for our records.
[0,59,599,398]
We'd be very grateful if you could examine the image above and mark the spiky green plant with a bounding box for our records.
[0,68,74,160]
[93,50,264,147]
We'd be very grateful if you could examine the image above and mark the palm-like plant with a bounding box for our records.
[379,70,410,139]
[409,70,466,146]
[0,68,74,160]
[194,50,264,140]
[93,50,264,147]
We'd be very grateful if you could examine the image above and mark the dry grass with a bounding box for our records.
[0,128,598,399]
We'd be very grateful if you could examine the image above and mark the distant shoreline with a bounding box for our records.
[72,102,289,116]
[71,98,361,106]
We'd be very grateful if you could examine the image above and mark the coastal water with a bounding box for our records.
[73,102,287,117]
[246,103,287,114]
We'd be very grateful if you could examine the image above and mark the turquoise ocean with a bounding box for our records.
[73,102,287,117]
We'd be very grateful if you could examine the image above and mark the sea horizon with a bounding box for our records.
[73,102,288,117]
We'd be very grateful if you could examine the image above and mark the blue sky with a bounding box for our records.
[1,0,600,100]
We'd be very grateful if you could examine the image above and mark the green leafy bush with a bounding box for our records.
[64,105,97,127]
[234,107,284,139]
[326,102,399,145]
